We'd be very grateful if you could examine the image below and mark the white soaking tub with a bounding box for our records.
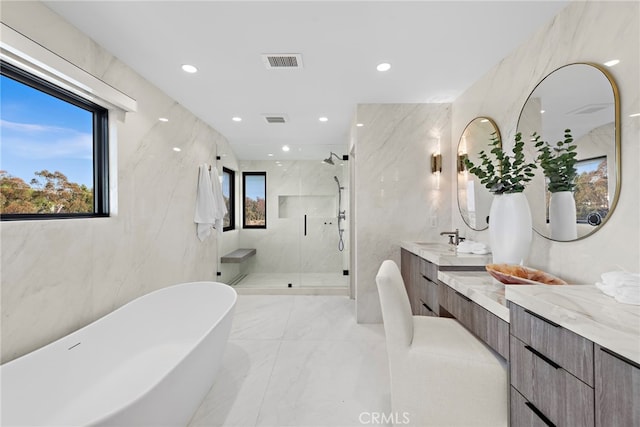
[1,281,237,426]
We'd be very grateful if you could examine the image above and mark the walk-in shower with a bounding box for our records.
[219,155,349,292]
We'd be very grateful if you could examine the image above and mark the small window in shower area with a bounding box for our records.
[243,172,266,228]
[222,167,235,231]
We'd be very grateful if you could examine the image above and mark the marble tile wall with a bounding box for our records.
[236,160,348,277]
[451,1,639,283]
[0,2,238,363]
[353,104,452,322]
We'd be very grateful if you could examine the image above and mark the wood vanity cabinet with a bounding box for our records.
[594,344,640,426]
[510,302,595,426]
[400,249,439,316]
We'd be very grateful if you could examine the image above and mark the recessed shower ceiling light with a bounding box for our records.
[356,123,364,127]
[173,147,181,152]
[158,117,169,122]
[377,62,391,72]
[282,145,290,152]
[268,153,274,157]
[540,110,545,114]
[232,116,242,122]
[604,59,620,67]
[181,64,198,73]
[319,117,328,122]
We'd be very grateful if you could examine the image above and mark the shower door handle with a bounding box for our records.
[304,214,307,236]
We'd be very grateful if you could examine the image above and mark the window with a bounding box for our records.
[222,167,235,231]
[574,156,609,223]
[0,61,109,220]
[243,172,266,228]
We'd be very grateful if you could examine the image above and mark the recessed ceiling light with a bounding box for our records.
[173,147,181,152]
[480,119,489,123]
[377,62,391,72]
[159,117,169,122]
[232,116,242,122]
[319,117,328,122]
[630,112,640,117]
[181,64,198,73]
[356,123,364,127]
[604,59,620,67]
[282,145,290,152]
[540,110,545,114]
[268,153,274,157]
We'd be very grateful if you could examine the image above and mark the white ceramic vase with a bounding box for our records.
[489,193,532,265]
[549,191,577,241]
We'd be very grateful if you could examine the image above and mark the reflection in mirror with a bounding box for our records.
[518,63,620,241]
[457,117,500,231]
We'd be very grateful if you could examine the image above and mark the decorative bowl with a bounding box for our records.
[486,264,567,285]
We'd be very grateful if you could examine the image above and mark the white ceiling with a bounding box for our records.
[44,1,568,161]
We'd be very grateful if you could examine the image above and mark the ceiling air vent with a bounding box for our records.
[263,114,288,124]
[262,54,303,69]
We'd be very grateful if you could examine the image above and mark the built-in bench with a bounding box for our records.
[221,248,256,264]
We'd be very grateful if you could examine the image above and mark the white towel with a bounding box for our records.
[596,271,640,305]
[194,164,228,241]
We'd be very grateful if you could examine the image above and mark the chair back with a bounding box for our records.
[375,260,414,347]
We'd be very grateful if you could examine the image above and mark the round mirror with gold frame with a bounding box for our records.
[457,117,500,231]
[517,63,620,241]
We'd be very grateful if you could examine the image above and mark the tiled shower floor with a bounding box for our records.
[186,295,392,427]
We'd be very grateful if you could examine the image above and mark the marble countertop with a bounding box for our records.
[506,285,640,365]
[400,241,492,266]
[437,271,509,321]
[437,271,640,364]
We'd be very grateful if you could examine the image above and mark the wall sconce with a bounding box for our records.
[457,153,468,173]
[431,153,442,174]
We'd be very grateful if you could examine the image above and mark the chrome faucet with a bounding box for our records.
[440,228,460,246]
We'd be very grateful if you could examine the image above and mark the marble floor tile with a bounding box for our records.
[283,296,386,342]
[229,295,295,340]
[255,339,391,427]
[188,294,391,427]
[187,340,281,427]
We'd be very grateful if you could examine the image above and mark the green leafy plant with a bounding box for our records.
[533,129,578,193]
[464,132,537,194]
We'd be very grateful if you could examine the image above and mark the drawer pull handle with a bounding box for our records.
[525,345,561,370]
[421,302,432,312]
[525,401,556,427]
[524,309,560,328]
[600,347,640,369]
[454,290,472,302]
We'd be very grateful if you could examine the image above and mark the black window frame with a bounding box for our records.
[222,167,235,231]
[242,171,266,229]
[0,60,109,221]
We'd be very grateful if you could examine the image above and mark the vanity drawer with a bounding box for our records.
[473,304,509,360]
[510,387,556,427]
[511,336,594,427]
[439,283,473,327]
[420,258,438,282]
[418,273,439,316]
[510,303,594,386]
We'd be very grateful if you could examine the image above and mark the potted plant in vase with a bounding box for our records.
[534,129,578,240]
[464,131,537,264]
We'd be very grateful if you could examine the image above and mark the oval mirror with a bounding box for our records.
[517,63,620,241]
[457,117,500,231]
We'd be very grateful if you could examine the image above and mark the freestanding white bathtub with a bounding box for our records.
[1,281,237,426]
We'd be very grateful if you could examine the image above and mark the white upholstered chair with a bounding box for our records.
[375,259,508,427]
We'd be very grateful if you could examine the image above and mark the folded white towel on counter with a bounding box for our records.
[595,271,640,305]
[194,164,228,241]
[457,240,491,255]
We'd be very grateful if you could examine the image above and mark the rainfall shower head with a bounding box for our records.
[323,152,341,165]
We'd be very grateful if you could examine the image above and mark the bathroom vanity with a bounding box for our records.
[399,243,640,426]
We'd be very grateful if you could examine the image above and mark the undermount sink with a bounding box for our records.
[413,242,456,252]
